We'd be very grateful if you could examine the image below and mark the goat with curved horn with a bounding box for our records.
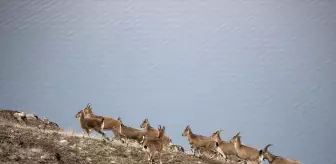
[261,144,302,164]
[140,119,172,151]
[231,133,262,164]
[80,104,125,141]
[182,125,218,159]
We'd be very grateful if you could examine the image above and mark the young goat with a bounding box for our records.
[211,130,241,162]
[231,132,263,164]
[181,125,218,158]
[142,125,166,164]
[75,110,109,140]
[117,117,146,146]
[140,119,172,149]
[83,103,125,140]
[261,144,302,164]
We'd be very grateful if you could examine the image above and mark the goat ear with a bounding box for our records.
[235,132,240,137]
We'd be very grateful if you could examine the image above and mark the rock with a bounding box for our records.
[38,124,45,129]
[18,154,25,160]
[110,161,117,163]
[26,113,37,120]
[43,118,49,123]
[41,154,49,159]
[59,140,68,145]
[13,112,26,121]
[86,157,92,162]
[14,112,25,117]
[50,122,59,127]
[31,148,42,153]
[109,147,116,151]
[185,151,194,155]
[170,144,185,153]
[8,154,19,160]
[70,144,76,149]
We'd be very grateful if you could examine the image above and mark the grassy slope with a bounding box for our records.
[0,109,230,164]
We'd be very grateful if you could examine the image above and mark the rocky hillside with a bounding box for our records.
[0,109,232,164]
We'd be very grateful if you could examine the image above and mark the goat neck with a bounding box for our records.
[265,152,277,163]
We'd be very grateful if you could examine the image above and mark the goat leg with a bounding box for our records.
[98,130,110,141]
[159,152,162,164]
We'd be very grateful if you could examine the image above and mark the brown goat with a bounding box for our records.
[182,125,218,158]
[211,130,241,162]
[231,132,263,164]
[142,125,166,164]
[83,103,125,140]
[262,144,302,164]
[75,110,109,140]
[117,117,146,146]
[140,119,172,149]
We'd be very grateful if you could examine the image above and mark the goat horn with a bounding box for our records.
[264,144,273,152]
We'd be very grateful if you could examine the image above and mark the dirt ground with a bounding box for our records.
[0,109,234,164]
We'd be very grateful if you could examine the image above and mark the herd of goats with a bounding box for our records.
[74,103,302,164]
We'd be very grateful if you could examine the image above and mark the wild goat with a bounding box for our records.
[140,119,172,149]
[117,117,146,146]
[261,144,302,164]
[181,125,218,158]
[75,110,109,140]
[142,125,166,164]
[211,130,241,162]
[83,103,125,140]
[231,132,263,164]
